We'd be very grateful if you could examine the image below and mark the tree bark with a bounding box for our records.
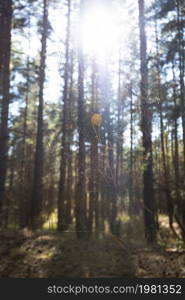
[138,0,157,244]
[19,57,30,228]
[31,0,48,229]
[65,49,75,227]
[129,84,135,215]
[75,0,88,239]
[58,0,71,231]
[176,0,185,168]
[154,18,176,235]
[89,58,99,234]
[0,0,12,225]
[176,0,185,240]
[171,64,181,216]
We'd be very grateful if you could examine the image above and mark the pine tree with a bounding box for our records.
[138,0,157,244]
[58,0,71,231]
[0,0,12,225]
[31,0,48,229]
[75,0,88,239]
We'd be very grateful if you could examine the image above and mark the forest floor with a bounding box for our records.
[0,216,185,278]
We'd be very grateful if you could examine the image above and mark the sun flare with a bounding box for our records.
[81,5,120,58]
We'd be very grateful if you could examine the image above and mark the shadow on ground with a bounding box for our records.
[0,230,135,278]
[0,227,185,278]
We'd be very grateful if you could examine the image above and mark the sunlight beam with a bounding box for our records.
[80,4,120,59]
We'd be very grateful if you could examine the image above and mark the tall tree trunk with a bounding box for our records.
[176,0,185,240]
[101,61,118,234]
[172,64,181,217]
[101,60,117,234]
[58,0,71,231]
[138,0,157,244]
[107,107,117,234]
[19,57,30,228]
[89,58,99,234]
[176,0,185,168]
[65,49,75,227]
[129,84,135,215]
[116,54,122,211]
[4,139,16,227]
[116,56,121,190]
[0,0,12,225]
[31,0,48,229]
[75,0,88,239]
[19,6,31,228]
[154,18,175,234]
[100,128,106,231]
[0,1,4,94]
